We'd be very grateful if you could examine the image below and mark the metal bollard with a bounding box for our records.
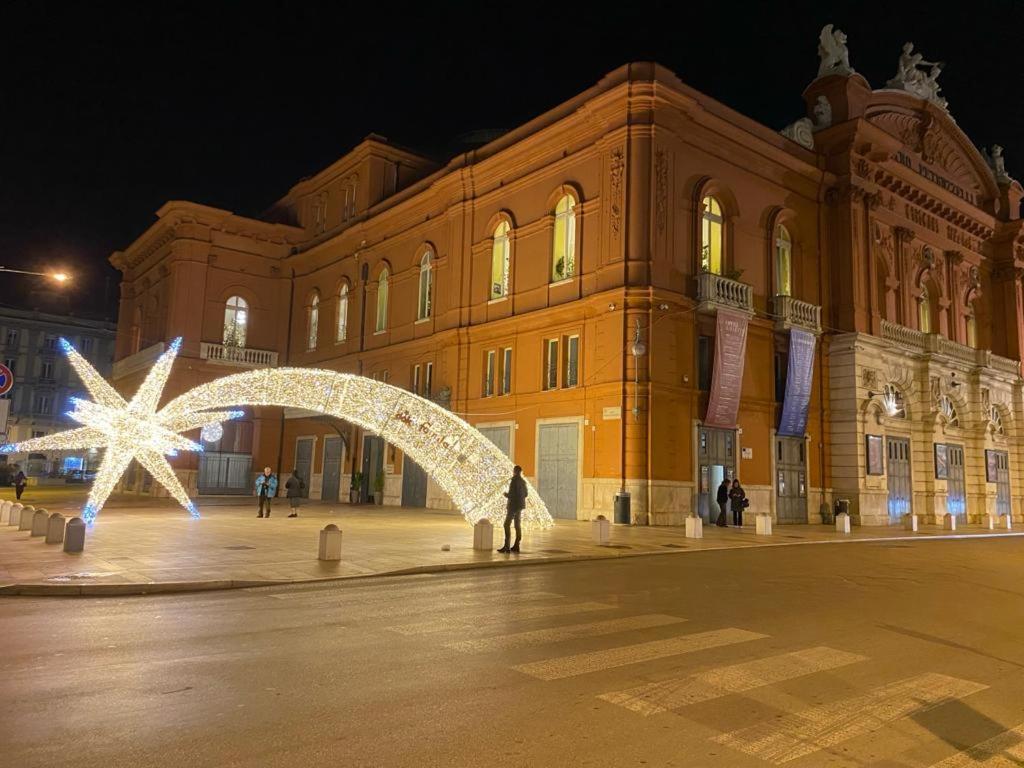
[473,519,494,551]
[8,502,23,526]
[30,508,49,537]
[591,515,611,545]
[45,512,66,544]
[317,524,343,561]
[18,505,36,531]
[63,517,86,553]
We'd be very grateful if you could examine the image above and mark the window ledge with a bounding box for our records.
[414,317,431,325]
[488,295,508,305]
[549,277,575,287]
[373,330,387,336]
[334,338,348,345]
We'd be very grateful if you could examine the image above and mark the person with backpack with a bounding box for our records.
[285,469,305,518]
[498,465,527,554]
[255,467,278,518]
[13,465,26,500]
[715,477,730,527]
[729,478,748,527]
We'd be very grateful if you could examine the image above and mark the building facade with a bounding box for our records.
[0,306,116,478]
[109,39,1024,526]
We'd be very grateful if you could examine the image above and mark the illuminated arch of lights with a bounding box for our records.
[2,338,553,530]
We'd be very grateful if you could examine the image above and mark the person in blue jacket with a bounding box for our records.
[255,466,278,518]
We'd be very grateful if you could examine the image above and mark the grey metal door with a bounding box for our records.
[294,438,314,498]
[361,435,385,503]
[538,423,578,520]
[321,437,343,502]
[478,425,512,458]
[945,444,965,522]
[994,450,1011,517]
[401,456,428,508]
[197,452,252,495]
[775,436,807,524]
[886,437,912,522]
[697,427,737,523]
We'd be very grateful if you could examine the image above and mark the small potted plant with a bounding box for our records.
[373,472,385,505]
[349,472,362,504]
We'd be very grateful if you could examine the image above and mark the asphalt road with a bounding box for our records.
[4,538,1024,767]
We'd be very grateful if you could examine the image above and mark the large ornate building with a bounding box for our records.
[110,28,1023,526]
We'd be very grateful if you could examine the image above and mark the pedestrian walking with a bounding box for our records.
[285,469,305,518]
[715,477,730,527]
[498,465,527,554]
[255,467,278,518]
[729,479,748,527]
[13,465,26,500]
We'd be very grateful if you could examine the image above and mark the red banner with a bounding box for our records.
[704,309,749,429]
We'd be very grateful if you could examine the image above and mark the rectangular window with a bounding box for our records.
[412,364,421,395]
[544,339,559,390]
[501,347,512,395]
[43,336,57,351]
[41,361,53,379]
[698,335,713,390]
[81,337,94,354]
[425,363,433,397]
[32,430,45,439]
[5,330,17,347]
[564,335,580,388]
[3,358,15,374]
[774,351,787,404]
[35,395,51,414]
[484,350,496,397]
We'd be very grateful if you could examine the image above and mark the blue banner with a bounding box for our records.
[778,328,815,437]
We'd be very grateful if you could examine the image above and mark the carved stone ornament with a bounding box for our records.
[885,42,948,111]
[780,118,814,150]
[817,24,855,77]
[654,149,668,232]
[982,145,1012,184]
[921,245,936,269]
[812,96,832,130]
[969,264,980,288]
[862,368,880,390]
[609,148,624,237]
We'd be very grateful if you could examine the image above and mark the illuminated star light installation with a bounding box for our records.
[0,338,242,524]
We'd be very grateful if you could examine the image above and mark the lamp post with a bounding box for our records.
[0,267,70,283]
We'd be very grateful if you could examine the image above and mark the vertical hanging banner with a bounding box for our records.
[778,328,816,437]
[704,309,750,428]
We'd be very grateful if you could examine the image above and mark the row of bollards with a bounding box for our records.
[1,499,85,552]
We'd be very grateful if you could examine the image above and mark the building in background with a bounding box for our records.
[0,306,116,479]
[108,34,1024,526]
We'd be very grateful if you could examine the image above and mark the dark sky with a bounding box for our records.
[3,1,1022,320]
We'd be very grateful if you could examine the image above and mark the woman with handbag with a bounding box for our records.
[729,479,748,527]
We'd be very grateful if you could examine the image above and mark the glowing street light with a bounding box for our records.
[0,266,72,283]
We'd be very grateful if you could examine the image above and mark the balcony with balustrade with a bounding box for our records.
[880,320,1021,376]
[772,295,822,334]
[695,272,754,315]
[200,342,278,368]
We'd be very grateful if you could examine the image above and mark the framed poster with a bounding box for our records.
[866,434,884,475]
[986,450,999,482]
[934,443,949,479]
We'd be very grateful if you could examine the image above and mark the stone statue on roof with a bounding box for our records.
[817,24,855,77]
[886,42,948,110]
[983,145,1012,183]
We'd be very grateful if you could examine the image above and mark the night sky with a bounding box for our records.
[3,1,1022,320]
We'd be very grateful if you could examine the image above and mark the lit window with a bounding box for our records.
[224,295,248,348]
[775,225,792,296]
[306,293,320,351]
[565,335,580,388]
[484,350,496,397]
[491,221,511,299]
[336,284,349,342]
[418,252,433,320]
[544,339,559,390]
[501,347,512,395]
[376,270,389,333]
[918,285,932,333]
[701,196,723,274]
[551,195,577,281]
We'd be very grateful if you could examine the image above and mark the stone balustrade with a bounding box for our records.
[696,272,754,314]
[200,342,279,368]
[772,295,822,333]
[881,320,1021,376]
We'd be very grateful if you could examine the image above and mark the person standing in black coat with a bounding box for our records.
[729,479,747,527]
[285,469,305,518]
[498,465,527,553]
[715,478,730,527]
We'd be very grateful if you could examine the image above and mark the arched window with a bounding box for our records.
[306,293,320,351]
[551,194,576,281]
[918,284,933,333]
[336,284,349,342]
[965,301,978,349]
[491,221,511,299]
[376,270,389,333]
[701,196,724,274]
[223,295,248,348]
[417,252,433,320]
[775,225,792,296]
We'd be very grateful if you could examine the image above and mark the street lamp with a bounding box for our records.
[0,267,71,283]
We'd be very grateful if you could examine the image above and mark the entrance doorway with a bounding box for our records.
[886,436,912,523]
[401,456,428,508]
[478,425,512,459]
[992,450,1011,517]
[537,422,579,520]
[698,426,736,523]
[775,436,807,524]
[321,436,344,502]
[945,444,965,522]
[361,435,385,503]
[294,437,314,498]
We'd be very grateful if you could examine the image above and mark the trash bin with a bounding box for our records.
[836,498,850,517]
[613,492,631,525]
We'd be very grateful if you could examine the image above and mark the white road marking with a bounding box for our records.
[927,722,1024,767]
[388,601,614,635]
[445,614,687,653]
[356,591,563,620]
[513,628,767,681]
[599,646,867,715]
[713,672,988,765]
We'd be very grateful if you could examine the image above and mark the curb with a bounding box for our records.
[2,529,1022,597]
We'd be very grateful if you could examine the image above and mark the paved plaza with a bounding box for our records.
[1,487,1020,594]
